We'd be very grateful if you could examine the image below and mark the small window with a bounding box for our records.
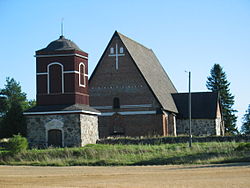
[113,97,120,109]
[110,47,114,54]
[120,47,124,53]
[79,63,85,87]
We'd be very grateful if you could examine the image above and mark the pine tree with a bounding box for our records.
[206,64,238,135]
[241,105,250,135]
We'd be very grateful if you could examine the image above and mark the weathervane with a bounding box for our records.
[61,18,64,36]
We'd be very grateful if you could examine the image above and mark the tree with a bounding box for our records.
[241,105,250,135]
[0,102,27,138]
[0,77,34,138]
[206,64,238,135]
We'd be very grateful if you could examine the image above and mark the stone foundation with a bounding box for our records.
[26,113,98,148]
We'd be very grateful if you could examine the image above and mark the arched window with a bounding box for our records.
[110,47,114,54]
[79,63,85,87]
[113,97,120,109]
[48,63,64,94]
[120,47,124,53]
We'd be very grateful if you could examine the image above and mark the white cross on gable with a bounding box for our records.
[108,43,125,70]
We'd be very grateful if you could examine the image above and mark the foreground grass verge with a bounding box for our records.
[0,142,249,166]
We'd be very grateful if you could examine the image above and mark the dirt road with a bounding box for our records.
[0,163,250,188]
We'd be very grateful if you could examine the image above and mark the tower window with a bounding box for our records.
[79,63,85,87]
[48,62,64,94]
[113,97,120,109]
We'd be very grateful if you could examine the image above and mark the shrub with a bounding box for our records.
[7,134,28,154]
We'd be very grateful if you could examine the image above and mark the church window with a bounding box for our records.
[110,47,114,54]
[120,47,124,53]
[113,97,120,109]
[48,62,64,94]
[79,63,85,87]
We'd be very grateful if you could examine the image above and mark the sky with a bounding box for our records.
[0,0,249,130]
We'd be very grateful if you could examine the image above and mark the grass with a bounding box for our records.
[0,142,249,166]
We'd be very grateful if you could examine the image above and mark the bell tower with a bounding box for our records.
[24,35,99,148]
[35,35,89,106]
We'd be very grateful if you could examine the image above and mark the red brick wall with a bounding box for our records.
[36,50,89,106]
[89,35,164,137]
[98,114,164,138]
[89,35,160,107]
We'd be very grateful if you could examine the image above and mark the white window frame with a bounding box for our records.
[79,62,86,87]
[47,62,64,94]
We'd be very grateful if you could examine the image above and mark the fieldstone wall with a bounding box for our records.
[98,135,250,145]
[26,113,98,148]
[26,115,47,148]
[176,118,223,136]
[80,114,99,146]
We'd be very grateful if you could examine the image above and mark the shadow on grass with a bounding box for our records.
[132,152,250,166]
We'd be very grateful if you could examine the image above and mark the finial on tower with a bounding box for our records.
[61,18,64,37]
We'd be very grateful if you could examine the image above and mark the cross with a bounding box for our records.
[108,43,125,70]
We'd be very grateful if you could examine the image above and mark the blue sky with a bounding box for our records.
[0,0,249,129]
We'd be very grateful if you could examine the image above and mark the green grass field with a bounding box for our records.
[0,142,249,166]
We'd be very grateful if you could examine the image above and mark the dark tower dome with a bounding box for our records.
[37,35,82,52]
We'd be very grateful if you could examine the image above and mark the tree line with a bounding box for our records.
[0,64,250,138]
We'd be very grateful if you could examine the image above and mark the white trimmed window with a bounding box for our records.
[47,62,64,94]
[79,62,86,87]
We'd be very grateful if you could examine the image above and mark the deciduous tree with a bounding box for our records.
[0,78,35,138]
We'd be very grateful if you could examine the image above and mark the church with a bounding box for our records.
[24,31,224,148]
[89,31,224,138]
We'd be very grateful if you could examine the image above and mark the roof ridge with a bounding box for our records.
[117,32,151,51]
[117,31,178,113]
[173,91,218,95]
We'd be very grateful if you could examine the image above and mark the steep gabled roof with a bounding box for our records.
[90,31,178,113]
[118,32,178,113]
[172,92,220,119]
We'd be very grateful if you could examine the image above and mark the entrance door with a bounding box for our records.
[112,113,125,136]
[48,129,62,147]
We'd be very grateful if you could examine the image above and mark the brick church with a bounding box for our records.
[89,31,224,138]
[25,31,224,148]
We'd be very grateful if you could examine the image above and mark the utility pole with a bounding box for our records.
[188,71,192,147]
